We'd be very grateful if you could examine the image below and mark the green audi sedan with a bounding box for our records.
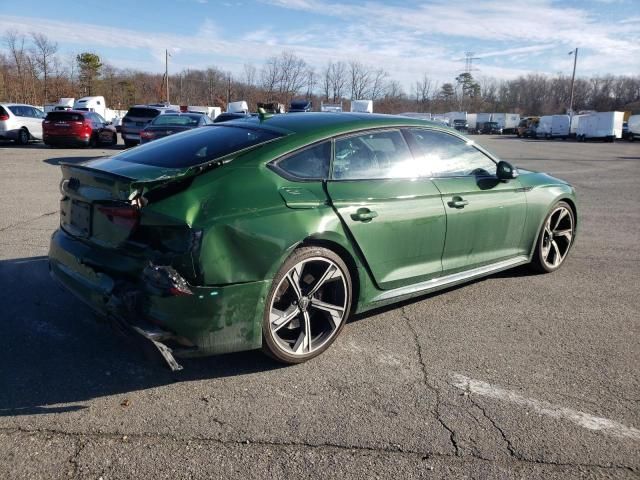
[49,113,577,369]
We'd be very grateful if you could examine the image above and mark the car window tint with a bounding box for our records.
[46,112,84,122]
[276,142,330,179]
[333,130,417,180]
[153,115,201,126]
[95,113,106,123]
[407,128,496,177]
[113,125,283,168]
[126,107,161,118]
[8,106,25,116]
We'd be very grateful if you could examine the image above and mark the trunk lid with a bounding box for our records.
[59,157,191,248]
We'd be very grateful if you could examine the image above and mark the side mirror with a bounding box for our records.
[105,121,112,126]
[496,160,519,181]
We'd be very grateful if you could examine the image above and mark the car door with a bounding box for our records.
[405,128,527,275]
[326,129,447,290]
[28,107,45,138]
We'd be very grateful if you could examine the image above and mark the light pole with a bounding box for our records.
[568,48,578,115]
[165,49,170,104]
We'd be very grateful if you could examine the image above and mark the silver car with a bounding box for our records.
[0,103,46,144]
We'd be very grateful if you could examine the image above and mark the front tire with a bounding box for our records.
[530,201,575,273]
[262,246,352,364]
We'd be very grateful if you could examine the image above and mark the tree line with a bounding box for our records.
[1,30,639,115]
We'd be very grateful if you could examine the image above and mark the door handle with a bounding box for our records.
[448,196,469,209]
[351,208,378,222]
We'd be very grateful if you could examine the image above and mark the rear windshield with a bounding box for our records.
[112,125,284,168]
[46,112,84,122]
[125,107,161,118]
[0,106,7,117]
[152,114,201,126]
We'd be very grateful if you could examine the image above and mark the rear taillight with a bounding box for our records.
[140,130,155,140]
[97,206,140,229]
[0,114,9,121]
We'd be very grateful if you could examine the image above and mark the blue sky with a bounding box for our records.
[1,0,638,89]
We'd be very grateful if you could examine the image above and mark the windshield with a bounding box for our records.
[46,112,84,122]
[112,125,283,168]
[126,107,161,118]
[152,114,201,126]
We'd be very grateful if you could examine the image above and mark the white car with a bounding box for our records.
[0,103,45,144]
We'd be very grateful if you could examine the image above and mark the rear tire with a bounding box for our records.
[111,133,117,146]
[262,246,352,364]
[124,139,136,148]
[530,201,575,274]
[16,128,29,145]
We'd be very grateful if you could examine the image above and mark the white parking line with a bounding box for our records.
[451,373,640,441]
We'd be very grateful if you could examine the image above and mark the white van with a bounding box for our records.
[550,115,570,139]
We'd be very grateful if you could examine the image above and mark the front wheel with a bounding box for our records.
[262,246,352,364]
[530,201,575,273]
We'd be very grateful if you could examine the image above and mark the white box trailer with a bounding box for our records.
[431,114,449,125]
[183,105,221,120]
[445,111,466,121]
[350,100,373,113]
[576,111,624,141]
[570,114,585,137]
[628,114,640,140]
[491,113,520,133]
[475,113,491,132]
[321,102,343,112]
[227,101,249,113]
[467,113,477,131]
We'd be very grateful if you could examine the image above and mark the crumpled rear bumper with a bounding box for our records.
[48,229,270,370]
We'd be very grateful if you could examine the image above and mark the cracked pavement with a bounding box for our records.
[0,138,638,478]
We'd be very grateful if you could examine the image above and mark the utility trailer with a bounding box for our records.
[491,113,520,134]
[350,100,373,113]
[576,112,624,142]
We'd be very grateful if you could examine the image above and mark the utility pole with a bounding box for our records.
[165,49,170,104]
[568,48,578,115]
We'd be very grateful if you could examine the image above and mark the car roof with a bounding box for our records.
[227,112,445,137]
[46,109,89,115]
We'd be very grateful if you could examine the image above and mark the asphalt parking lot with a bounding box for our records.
[0,135,638,479]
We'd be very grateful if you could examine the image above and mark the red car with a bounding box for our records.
[43,110,118,147]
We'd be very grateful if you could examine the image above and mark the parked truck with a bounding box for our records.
[474,113,492,133]
[491,113,520,134]
[625,114,639,141]
[467,113,477,132]
[576,111,624,142]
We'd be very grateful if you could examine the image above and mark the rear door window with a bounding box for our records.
[273,141,331,180]
[112,125,283,168]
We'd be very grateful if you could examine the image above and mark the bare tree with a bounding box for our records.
[5,30,28,102]
[30,32,58,103]
[329,61,347,101]
[243,63,257,87]
[349,60,371,100]
[369,68,389,100]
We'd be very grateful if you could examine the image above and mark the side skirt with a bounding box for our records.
[370,255,530,304]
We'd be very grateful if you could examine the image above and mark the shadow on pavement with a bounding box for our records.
[0,256,282,417]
